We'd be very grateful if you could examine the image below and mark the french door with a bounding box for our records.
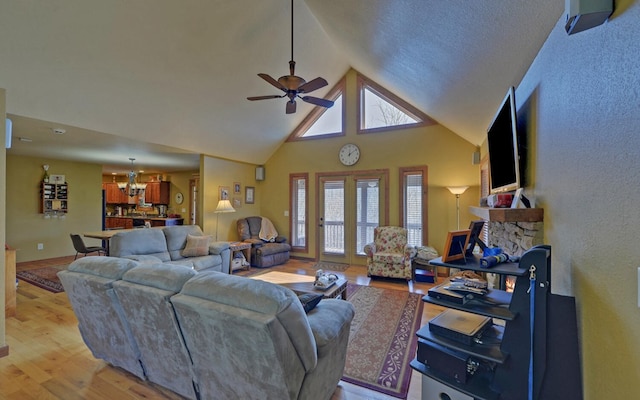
[317,172,387,265]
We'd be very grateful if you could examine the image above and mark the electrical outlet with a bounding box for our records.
[37,243,44,250]
[284,210,289,217]
[181,208,186,213]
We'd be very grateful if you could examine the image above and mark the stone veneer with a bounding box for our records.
[487,221,544,257]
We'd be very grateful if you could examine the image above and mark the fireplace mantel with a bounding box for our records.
[470,206,544,222]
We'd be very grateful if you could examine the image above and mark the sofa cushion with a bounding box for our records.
[258,242,292,257]
[246,216,263,238]
[109,229,171,262]
[67,256,140,280]
[181,234,211,257]
[177,272,318,371]
[122,263,197,292]
[168,255,222,272]
[164,225,206,260]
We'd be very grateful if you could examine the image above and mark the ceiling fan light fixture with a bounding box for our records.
[247,0,333,114]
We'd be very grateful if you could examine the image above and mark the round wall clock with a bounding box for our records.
[175,192,184,204]
[339,143,361,166]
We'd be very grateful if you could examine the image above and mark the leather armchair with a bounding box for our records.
[237,216,291,268]
[364,226,416,280]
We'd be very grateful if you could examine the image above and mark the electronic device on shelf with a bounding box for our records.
[428,283,472,304]
[428,309,492,346]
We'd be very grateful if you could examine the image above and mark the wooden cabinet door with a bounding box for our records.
[105,183,124,204]
[144,182,170,205]
[158,181,170,204]
[145,182,160,204]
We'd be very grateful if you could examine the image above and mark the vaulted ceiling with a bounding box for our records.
[1,0,563,174]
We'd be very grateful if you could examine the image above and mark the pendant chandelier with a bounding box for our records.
[119,158,147,197]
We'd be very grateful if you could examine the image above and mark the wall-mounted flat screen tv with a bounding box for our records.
[487,87,520,193]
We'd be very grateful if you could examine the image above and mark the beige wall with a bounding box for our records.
[514,2,640,398]
[6,155,103,262]
[262,70,479,262]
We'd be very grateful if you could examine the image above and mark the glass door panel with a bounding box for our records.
[319,178,347,264]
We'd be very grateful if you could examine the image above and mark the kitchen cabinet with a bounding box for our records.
[144,181,170,205]
[105,217,133,230]
[40,182,68,214]
[104,183,129,204]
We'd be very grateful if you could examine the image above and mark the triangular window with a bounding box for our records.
[287,78,345,141]
[357,74,432,133]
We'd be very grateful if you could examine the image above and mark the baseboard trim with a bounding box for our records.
[0,344,9,358]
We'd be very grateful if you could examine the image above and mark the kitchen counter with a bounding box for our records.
[105,215,184,228]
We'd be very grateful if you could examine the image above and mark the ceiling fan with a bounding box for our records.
[247,0,334,114]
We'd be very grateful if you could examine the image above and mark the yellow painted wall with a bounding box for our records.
[6,155,103,262]
[262,70,479,261]
[200,155,262,241]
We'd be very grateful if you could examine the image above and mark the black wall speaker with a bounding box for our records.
[255,166,265,181]
[565,0,613,35]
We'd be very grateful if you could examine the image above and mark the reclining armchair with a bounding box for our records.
[237,216,291,268]
[364,226,415,280]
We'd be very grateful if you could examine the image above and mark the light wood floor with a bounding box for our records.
[2,256,445,400]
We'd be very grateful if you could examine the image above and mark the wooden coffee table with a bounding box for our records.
[250,271,348,300]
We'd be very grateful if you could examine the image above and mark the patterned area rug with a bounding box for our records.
[16,266,66,293]
[312,261,351,272]
[344,283,423,398]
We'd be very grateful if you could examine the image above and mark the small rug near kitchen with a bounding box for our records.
[312,261,351,272]
[16,266,66,293]
[343,284,423,399]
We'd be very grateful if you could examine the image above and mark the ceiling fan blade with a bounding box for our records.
[286,100,297,114]
[301,96,334,108]
[298,77,328,93]
[258,73,287,92]
[247,95,285,101]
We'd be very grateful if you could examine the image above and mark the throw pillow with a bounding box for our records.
[181,234,211,257]
[298,293,323,313]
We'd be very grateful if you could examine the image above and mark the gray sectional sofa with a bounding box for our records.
[58,256,355,400]
[109,225,231,273]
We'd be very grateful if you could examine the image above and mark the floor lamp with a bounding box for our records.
[446,186,469,230]
[214,199,236,241]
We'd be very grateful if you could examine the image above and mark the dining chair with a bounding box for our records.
[70,234,106,260]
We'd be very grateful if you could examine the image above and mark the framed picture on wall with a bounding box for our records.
[442,229,471,262]
[234,182,241,194]
[245,186,255,204]
[233,197,242,208]
[219,186,230,201]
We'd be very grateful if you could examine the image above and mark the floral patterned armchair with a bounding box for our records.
[364,226,416,280]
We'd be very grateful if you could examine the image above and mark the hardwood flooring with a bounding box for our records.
[2,256,445,400]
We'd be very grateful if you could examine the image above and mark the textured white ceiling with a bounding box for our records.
[0,0,562,173]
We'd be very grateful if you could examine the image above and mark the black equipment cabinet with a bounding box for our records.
[411,245,582,400]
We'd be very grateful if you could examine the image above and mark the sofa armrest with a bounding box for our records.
[275,235,287,244]
[208,241,230,255]
[306,299,355,351]
[244,238,264,248]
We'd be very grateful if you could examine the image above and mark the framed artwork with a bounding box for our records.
[233,197,242,209]
[466,220,487,256]
[219,186,229,201]
[245,186,255,204]
[234,182,241,194]
[442,229,471,262]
